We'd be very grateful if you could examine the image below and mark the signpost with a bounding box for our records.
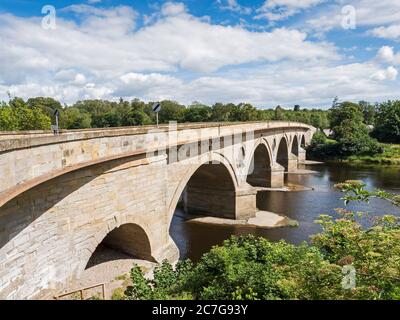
[52,109,60,135]
[152,102,161,127]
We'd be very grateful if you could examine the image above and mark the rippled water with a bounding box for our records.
[170,163,400,261]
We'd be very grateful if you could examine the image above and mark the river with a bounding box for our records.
[170,163,400,261]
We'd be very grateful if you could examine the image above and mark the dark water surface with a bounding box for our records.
[170,163,400,261]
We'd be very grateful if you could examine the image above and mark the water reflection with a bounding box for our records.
[170,163,400,261]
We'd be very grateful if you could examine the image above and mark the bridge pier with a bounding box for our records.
[247,164,285,188]
[288,154,299,172]
[184,185,257,220]
[298,147,306,164]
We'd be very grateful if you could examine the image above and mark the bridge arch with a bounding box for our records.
[84,222,155,271]
[276,136,290,171]
[291,135,299,157]
[168,152,239,226]
[168,152,239,224]
[246,140,273,187]
[301,135,306,148]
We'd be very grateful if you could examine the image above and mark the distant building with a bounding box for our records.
[323,129,333,137]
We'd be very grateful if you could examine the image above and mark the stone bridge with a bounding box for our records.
[0,121,315,299]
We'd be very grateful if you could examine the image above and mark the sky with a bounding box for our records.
[0,0,400,109]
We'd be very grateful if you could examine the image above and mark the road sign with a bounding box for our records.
[152,102,161,127]
[152,102,161,113]
[52,108,60,135]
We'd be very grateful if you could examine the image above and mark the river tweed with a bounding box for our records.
[171,163,400,261]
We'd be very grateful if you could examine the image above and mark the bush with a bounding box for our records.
[123,183,400,300]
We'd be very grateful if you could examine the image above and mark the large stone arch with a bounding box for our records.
[84,222,155,270]
[246,140,273,187]
[167,152,239,223]
[291,135,299,157]
[276,136,290,171]
[167,151,256,225]
[301,135,306,148]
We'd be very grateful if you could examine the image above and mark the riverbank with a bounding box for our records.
[310,143,400,166]
[185,211,299,229]
[345,143,400,165]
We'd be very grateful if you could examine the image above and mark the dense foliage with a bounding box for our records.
[308,100,386,160]
[123,182,400,300]
[0,98,51,131]
[372,100,400,143]
[0,96,329,131]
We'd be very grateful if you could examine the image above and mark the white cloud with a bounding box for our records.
[370,24,400,41]
[0,2,399,107]
[371,66,398,81]
[256,0,324,21]
[216,0,252,15]
[0,3,338,83]
[307,0,400,35]
[376,46,400,65]
[161,2,187,16]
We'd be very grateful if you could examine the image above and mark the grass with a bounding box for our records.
[347,143,400,165]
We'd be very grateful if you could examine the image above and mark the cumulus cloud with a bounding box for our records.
[216,0,252,15]
[370,24,400,41]
[256,0,324,21]
[371,66,398,81]
[377,46,400,65]
[0,2,399,107]
[307,0,400,35]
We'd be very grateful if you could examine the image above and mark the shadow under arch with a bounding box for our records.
[276,136,289,171]
[291,135,299,157]
[301,135,306,148]
[85,223,155,269]
[167,152,239,225]
[246,142,273,187]
[168,156,238,260]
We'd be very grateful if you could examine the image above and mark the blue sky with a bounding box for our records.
[1,0,400,108]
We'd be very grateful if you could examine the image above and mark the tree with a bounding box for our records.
[211,103,232,122]
[0,97,51,130]
[63,107,92,129]
[329,101,364,132]
[294,105,301,112]
[274,105,285,120]
[373,100,400,143]
[230,103,259,122]
[359,100,376,126]
[184,103,212,122]
[158,100,186,123]
[327,101,382,158]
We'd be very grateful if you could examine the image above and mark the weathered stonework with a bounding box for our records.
[0,122,315,299]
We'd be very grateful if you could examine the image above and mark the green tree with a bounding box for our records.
[359,100,376,125]
[158,100,186,123]
[211,103,232,122]
[63,107,92,129]
[274,105,285,120]
[0,97,51,130]
[328,102,382,158]
[184,103,212,122]
[373,100,400,143]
